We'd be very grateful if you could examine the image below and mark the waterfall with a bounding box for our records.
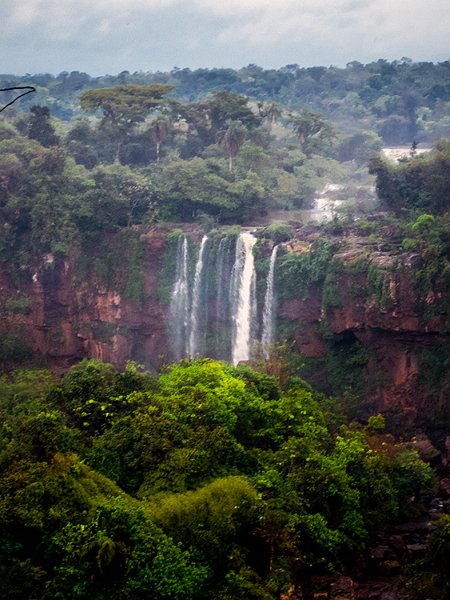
[188,235,208,357]
[230,232,257,365]
[261,245,278,358]
[168,230,279,365]
[169,235,190,360]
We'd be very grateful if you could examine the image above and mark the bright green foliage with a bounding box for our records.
[148,476,258,565]
[158,359,246,430]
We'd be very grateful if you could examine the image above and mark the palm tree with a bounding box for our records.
[289,109,334,157]
[149,117,171,163]
[258,101,282,130]
[217,120,246,172]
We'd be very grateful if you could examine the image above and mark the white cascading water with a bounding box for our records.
[261,244,278,358]
[230,232,257,365]
[216,237,226,322]
[169,235,190,360]
[188,235,208,357]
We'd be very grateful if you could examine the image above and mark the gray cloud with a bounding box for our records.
[1,0,449,75]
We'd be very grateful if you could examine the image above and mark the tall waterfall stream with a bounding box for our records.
[169,231,278,365]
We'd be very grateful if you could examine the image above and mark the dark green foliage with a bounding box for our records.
[262,222,293,243]
[27,105,60,147]
[46,497,209,600]
[278,239,337,300]
[0,62,449,598]
[76,230,147,304]
[369,141,450,215]
[289,109,335,157]
[418,343,450,392]
[399,213,450,316]
[367,264,392,309]
[300,331,370,400]
[404,514,450,599]
[0,334,31,367]
[321,260,342,312]
[3,61,450,149]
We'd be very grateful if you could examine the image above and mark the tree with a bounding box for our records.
[27,105,60,147]
[257,101,282,130]
[148,117,171,163]
[217,120,247,172]
[180,91,261,149]
[79,84,173,162]
[289,110,334,157]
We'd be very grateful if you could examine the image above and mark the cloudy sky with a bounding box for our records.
[2,0,449,75]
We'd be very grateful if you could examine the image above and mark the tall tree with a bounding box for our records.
[258,101,282,130]
[217,120,247,172]
[289,109,334,157]
[80,84,173,162]
[27,105,60,147]
[148,117,171,163]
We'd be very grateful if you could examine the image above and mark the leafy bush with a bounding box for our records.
[262,222,293,243]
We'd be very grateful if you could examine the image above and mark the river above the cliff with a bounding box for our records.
[253,183,377,225]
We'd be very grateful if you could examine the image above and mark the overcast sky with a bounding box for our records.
[2,0,449,76]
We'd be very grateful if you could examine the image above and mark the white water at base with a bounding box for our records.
[188,235,208,357]
[170,236,190,360]
[231,232,257,365]
[261,244,278,358]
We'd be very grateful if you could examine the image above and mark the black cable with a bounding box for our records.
[0,86,36,113]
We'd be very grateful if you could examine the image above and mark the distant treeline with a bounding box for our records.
[2,59,450,144]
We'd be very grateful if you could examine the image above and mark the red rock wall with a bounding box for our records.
[0,230,171,372]
[279,249,449,422]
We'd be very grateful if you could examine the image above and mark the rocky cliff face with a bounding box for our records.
[0,229,171,373]
[280,235,450,427]
[1,226,449,426]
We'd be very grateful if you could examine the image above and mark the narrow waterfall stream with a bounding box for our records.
[169,235,190,361]
[230,232,257,365]
[188,235,208,357]
[261,244,278,358]
[215,236,234,358]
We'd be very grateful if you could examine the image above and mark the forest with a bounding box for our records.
[0,358,440,599]
[0,60,450,599]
